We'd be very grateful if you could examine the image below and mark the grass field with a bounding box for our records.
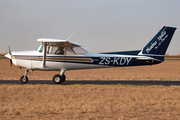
[0,56,6,59]
[0,59,180,119]
[1,85,180,120]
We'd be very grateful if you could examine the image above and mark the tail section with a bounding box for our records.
[139,26,177,61]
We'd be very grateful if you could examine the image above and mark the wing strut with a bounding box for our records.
[42,43,47,67]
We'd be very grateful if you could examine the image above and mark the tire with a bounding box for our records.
[52,74,62,84]
[20,76,28,83]
[61,75,66,82]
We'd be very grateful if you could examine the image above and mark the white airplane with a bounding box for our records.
[5,26,176,84]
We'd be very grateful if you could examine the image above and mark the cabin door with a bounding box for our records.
[47,46,65,70]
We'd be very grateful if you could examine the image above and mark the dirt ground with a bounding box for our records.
[0,59,180,119]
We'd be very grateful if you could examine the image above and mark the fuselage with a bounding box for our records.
[8,48,160,71]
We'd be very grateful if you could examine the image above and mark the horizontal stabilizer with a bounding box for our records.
[136,57,153,61]
[136,57,162,62]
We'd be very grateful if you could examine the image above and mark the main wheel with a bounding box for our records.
[20,76,29,83]
[61,75,66,82]
[52,74,62,84]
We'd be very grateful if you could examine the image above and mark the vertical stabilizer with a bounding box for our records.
[139,26,176,61]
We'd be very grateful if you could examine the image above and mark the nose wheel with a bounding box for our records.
[20,75,29,83]
[20,69,29,83]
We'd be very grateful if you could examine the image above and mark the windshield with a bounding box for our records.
[35,44,44,52]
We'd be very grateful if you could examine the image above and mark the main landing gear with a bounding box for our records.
[52,70,66,84]
[20,69,66,84]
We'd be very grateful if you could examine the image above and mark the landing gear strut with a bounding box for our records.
[20,69,66,84]
[52,70,66,84]
[20,69,29,83]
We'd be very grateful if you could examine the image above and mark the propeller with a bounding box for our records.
[8,46,12,68]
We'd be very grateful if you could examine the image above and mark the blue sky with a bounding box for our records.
[0,0,179,55]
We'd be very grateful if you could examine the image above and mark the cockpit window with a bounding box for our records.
[35,44,44,53]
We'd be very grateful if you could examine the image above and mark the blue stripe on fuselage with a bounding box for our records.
[12,55,160,67]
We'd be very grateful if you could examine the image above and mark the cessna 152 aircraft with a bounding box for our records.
[5,26,176,84]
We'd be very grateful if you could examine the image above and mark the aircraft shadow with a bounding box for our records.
[0,80,180,86]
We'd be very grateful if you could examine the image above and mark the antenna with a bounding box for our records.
[66,32,75,40]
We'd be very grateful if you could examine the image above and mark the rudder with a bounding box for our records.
[139,26,176,61]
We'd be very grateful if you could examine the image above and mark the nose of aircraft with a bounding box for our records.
[5,53,11,59]
[5,53,13,67]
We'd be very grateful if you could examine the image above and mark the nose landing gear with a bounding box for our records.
[20,69,29,83]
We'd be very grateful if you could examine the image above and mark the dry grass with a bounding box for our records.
[0,53,6,59]
[0,53,6,56]
[0,59,180,119]
[1,85,180,120]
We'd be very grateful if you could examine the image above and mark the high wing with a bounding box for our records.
[37,38,82,67]
[37,38,82,47]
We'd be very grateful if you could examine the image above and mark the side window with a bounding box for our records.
[72,47,87,54]
[52,47,64,55]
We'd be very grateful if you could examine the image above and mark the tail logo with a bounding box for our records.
[146,41,157,53]
[157,31,168,44]
[146,30,168,53]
